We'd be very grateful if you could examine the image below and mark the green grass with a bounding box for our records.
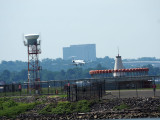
[39,103,56,114]
[39,100,93,115]
[40,87,65,95]
[0,98,40,118]
[107,87,156,92]
[0,91,22,97]
[114,103,129,110]
[50,94,67,98]
[0,87,66,97]
[156,84,160,89]
[0,97,11,102]
[74,100,91,113]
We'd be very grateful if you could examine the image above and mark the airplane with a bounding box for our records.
[72,59,85,66]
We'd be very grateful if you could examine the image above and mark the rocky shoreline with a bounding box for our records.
[1,97,160,120]
[2,111,160,120]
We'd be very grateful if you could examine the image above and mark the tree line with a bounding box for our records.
[0,67,96,84]
[1,56,160,73]
[0,64,160,84]
[0,57,114,72]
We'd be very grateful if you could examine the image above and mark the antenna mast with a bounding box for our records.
[117,47,119,56]
[23,34,42,94]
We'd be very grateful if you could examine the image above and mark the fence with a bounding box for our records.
[66,79,105,101]
[0,76,159,101]
[104,75,160,98]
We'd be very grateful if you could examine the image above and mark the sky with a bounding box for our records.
[0,0,160,62]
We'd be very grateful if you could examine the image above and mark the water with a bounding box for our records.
[112,118,160,120]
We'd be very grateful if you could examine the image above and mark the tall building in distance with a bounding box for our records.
[63,44,96,61]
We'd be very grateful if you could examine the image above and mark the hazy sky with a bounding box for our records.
[0,0,160,61]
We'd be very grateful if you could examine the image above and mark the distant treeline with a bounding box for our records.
[123,57,160,61]
[0,67,98,84]
[0,57,114,72]
[0,64,160,84]
[0,57,160,73]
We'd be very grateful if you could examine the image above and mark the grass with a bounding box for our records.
[0,103,36,118]
[50,94,67,98]
[156,84,160,89]
[0,87,66,97]
[0,98,40,118]
[39,87,65,94]
[51,101,74,114]
[107,87,156,92]
[39,100,93,115]
[114,103,129,110]
[0,97,11,102]
[39,103,57,114]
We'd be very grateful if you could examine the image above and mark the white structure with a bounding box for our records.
[24,34,39,45]
[113,54,125,77]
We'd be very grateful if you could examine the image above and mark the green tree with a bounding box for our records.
[0,70,11,83]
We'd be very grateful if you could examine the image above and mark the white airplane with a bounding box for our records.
[72,59,85,66]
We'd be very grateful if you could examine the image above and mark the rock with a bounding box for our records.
[78,116,82,119]
[2,97,160,120]
[94,115,97,119]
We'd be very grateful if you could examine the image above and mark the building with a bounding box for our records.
[89,54,152,90]
[63,44,96,61]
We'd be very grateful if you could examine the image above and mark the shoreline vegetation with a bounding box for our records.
[0,96,160,120]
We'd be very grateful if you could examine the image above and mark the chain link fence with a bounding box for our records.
[0,76,159,101]
[104,76,160,99]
